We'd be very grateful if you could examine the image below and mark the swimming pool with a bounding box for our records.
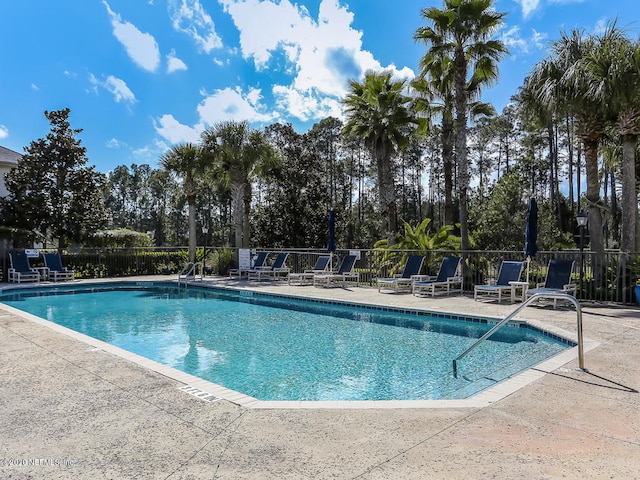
[0,283,573,402]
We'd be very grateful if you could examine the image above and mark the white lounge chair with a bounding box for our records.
[229,251,269,278]
[288,255,331,286]
[313,255,359,288]
[474,260,524,303]
[43,253,75,282]
[525,259,576,308]
[8,253,41,283]
[412,256,462,297]
[377,255,425,293]
[248,253,289,281]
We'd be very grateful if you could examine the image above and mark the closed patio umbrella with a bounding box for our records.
[524,197,538,283]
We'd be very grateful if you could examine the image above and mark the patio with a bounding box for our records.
[1,276,639,478]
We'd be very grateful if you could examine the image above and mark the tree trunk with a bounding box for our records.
[620,134,637,252]
[376,140,396,244]
[231,183,244,248]
[242,183,252,248]
[188,197,196,263]
[454,46,470,253]
[442,113,455,226]
[583,138,605,287]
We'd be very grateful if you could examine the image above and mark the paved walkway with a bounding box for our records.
[1,276,639,479]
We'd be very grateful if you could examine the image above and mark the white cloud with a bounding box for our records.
[153,114,203,144]
[103,0,160,72]
[197,86,278,124]
[89,73,137,104]
[500,26,547,55]
[501,26,529,54]
[594,18,608,35]
[272,85,342,121]
[531,29,548,49]
[514,0,541,19]
[218,0,414,122]
[105,138,127,148]
[168,0,223,53]
[154,86,277,144]
[133,139,169,160]
[167,49,188,73]
[0,124,8,139]
[31,83,39,91]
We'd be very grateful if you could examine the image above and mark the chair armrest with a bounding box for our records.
[411,275,434,281]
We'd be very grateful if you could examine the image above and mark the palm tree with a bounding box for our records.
[585,23,640,252]
[411,55,456,226]
[342,70,417,243]
[414,0,508,252]
[160,143,209,262]
[526,29,614,285]
[201,121,278,248]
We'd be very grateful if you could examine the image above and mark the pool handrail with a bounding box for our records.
[452,293,586,378]
[178,262,203,285]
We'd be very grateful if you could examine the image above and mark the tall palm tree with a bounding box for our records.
[586,24,640,252]
[527,30,612,278]
[160,143,209,262]
[411,54,456,226]
[342,70,417,243]
[414,0,507,252]
[201,121,278,248]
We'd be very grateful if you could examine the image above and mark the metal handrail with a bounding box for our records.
[452,293,586,378]
[178,262,202,285]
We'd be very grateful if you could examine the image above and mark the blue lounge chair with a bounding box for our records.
[8,253,41,283]
[288,255,331,286]
[248,252,289,281]
[229,251,269,278]
[313,254,359,287]
[43,253,75,282]
[525,259,576,308]
[377,255,425,293]
[412,256,462,297]
[474,260,524,303]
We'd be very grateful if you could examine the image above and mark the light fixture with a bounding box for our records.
[576,211,588,227]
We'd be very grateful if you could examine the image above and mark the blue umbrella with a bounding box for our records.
[524,197,538,282]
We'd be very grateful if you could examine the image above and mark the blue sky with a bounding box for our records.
[1,0,638,173]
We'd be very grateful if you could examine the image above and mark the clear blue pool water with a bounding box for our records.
[0,283,572,401]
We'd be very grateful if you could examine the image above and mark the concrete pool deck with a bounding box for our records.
[1,276,639,478]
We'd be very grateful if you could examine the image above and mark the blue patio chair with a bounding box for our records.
[377,255,425,293]
[248,252,289,281]
[412,256,462,297]
[288,255,331,286]
[525,259,576,308]
[313,254,359,288]
[8,253,41,283]
[229,251,269,278]
[43,253,75,282]
[474,260,524,303]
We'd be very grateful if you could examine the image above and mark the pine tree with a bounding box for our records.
[1,108,108,247]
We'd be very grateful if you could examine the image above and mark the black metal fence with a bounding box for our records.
[1,245,638,305]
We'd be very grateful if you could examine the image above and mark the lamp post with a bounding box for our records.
[576,211,588,298]
[202,226,209,275]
